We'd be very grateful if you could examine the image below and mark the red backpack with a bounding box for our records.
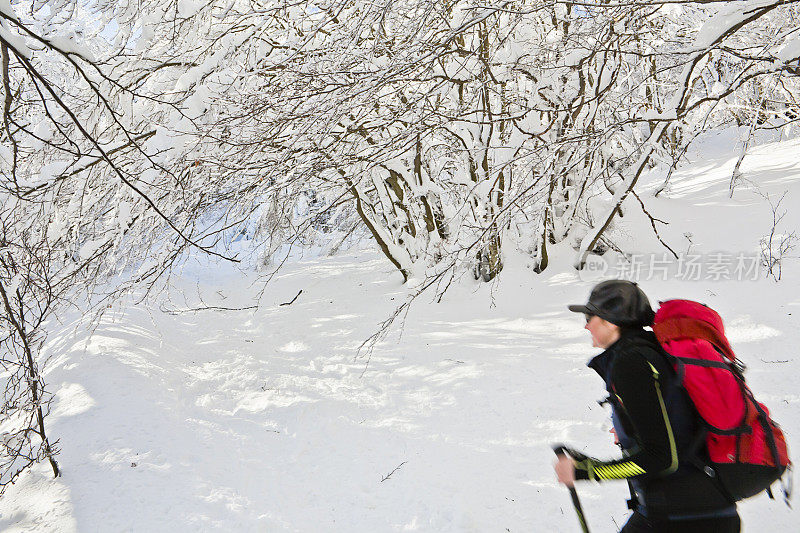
[652,299,791,503]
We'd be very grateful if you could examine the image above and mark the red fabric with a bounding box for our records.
[653,300,736,361]
[654,300,746,430]
[658,336,746,430]
[653,300,790,468]
[708,399,790,466]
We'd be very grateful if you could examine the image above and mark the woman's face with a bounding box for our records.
[585,315,621,349]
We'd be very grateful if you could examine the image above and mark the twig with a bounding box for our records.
[655,102,719,198]
[358,297,414,378]
[280,290,303,306]
[730,101,762,198]
[327,223,359,256]
[160,304,258,314]
[381,461,407,482]
[631,190,679,259]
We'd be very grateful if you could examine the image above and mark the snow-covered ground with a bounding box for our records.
[1,133,799,531]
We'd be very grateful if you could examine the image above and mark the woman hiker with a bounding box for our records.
[553,280,740,532]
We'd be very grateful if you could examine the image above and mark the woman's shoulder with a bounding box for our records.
[613,332,671,375]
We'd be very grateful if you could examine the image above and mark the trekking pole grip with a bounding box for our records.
[553,445,591,533]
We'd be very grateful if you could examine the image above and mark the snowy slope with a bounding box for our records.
[0,134,798,532]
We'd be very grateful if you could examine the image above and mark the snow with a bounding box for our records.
[116,201,133,231]
[48,34,97,62]
[78,239,104,260]
[0,23,31,60]
[694,0,779,50]
[177,0,203,18]
[777,36,800,64]
[1,134,799,531]
[640,109,678,121]
[16,160,70,188]
[174,28,256,92]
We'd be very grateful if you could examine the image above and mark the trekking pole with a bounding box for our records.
[553,445,591,533]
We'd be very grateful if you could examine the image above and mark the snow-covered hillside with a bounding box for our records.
[0,135,798,531]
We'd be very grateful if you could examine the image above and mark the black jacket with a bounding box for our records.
[573,329,736,519]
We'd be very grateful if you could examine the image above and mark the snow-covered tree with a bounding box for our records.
[1,0,800,484]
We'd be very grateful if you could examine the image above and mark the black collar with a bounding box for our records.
[587,328,653,379]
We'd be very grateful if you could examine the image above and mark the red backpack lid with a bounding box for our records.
[653,299,736,362]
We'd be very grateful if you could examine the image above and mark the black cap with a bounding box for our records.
[568,280,655,327]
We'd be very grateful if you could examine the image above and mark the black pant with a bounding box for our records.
[620,511,740,533]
